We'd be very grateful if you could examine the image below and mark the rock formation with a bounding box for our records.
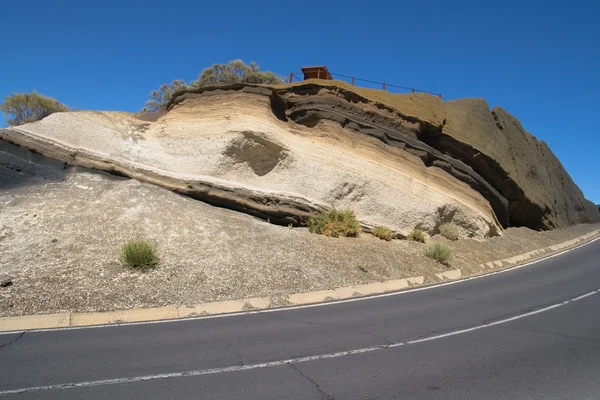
[1,80,597,239]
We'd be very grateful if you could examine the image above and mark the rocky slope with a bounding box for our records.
[1,81,598,239]
[2,153,599,317]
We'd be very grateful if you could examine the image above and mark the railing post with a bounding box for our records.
[383,82,386,91]
[289,72,294,84]
[351,76,355,86]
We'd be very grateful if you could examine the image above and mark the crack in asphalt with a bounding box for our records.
[223,343,245,367]
[433,279,559,305]
[289,363,334,400]
[265,312,342,331]
[518,280,554,287]
[265,312,396,346]
[503,327,600,345]
[0,331,25,350]
[433,294,489,305]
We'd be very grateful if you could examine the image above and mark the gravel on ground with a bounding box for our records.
[0,169,598,317]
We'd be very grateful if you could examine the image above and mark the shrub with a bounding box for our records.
[308,210,361,238]
[142,60,283,112]
[373,226,392,241]
[407,228,426,243]
[143,79,189,112]
[1,91,68,126]
[191,59,284,87]
[121,240,157,270]
[425,243,453,264]
[438,222,460,241]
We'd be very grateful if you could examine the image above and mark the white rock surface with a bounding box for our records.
[1,91,502,238]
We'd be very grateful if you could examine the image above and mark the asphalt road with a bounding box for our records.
[1,239,599,399]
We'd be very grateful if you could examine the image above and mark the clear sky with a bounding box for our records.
[1,0,598,204]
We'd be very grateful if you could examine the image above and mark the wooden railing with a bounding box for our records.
[288,71,443,99]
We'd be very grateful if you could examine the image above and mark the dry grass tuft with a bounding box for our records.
[308,210,361,238]
[121,240,158,270]
[439,222,460,241]
[373,226,392,241]
[407,228,426,243]
[425,243,453,264]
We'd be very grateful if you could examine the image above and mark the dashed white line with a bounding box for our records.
[1,287,598,396]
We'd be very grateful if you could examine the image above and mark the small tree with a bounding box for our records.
[1,91,68,126]
[143,79,189,112]
[192,59,284,87]
[142,60,283,112]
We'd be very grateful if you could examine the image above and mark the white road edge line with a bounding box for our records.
[1,236,598,336]
[1,287,598,396]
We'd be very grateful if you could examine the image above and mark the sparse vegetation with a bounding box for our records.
[373,226,392,241]
[308,210,361,238]
[438,222,460,241]
[143,80,189,112]
[407,227,426,243]
[1,91,68,126]
[425,243,453,264]
[192,59,284,87]
[121,239,158,270]
[143,60,283,111]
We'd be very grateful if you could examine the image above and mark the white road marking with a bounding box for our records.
[1,235,596,336]
[0,287,598,395]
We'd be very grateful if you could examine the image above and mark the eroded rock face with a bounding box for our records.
[223,131,287,176]
[0,86,502,239]
[489,107,598,229]
[1,81,596,239]
[273,82,599,229]
[277,85,510,228]
[0,140,68,189]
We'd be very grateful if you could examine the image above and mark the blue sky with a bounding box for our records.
[1,0,598,203]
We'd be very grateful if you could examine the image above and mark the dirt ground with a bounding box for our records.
[0,168,598,317]
[438,224,600,276]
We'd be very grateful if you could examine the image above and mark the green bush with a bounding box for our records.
[192,59,284,87]
[425,243,453,264]
[1,91,68,126]
[438,222,460,241]
[407,228,426,243]
[121,240,158,270]
[143,60,284,112]
[373,226,392,241]
[308,210,361,238]
[143,79,189,112]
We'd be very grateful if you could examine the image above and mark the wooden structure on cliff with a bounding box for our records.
[300,66,333,81]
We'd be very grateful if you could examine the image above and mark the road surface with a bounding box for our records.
[1,239,599,399]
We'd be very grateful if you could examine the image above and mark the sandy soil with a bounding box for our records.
[1,168,598,317]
